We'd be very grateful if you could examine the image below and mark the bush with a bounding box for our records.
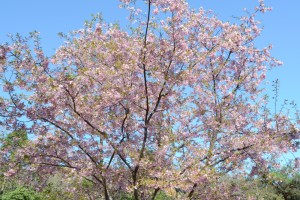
[1,187,43,200]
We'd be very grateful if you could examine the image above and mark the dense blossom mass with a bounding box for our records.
[0,0,299,199]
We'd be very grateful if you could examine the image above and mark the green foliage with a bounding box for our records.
[41,173,74,200]
[0,130,29,197]
[243,178,284,200]
[1,130,28,149]
[1,187,43,200]
[0,130,28,162]
[268,171,300,200]
[40,173,102,200]
[155,191,174,200]
[116,193,134,200]
[237,165,300,200]
[81,178,94,189]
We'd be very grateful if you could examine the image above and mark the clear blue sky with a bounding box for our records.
[0,0,299,111]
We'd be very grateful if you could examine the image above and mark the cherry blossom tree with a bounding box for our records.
[0,0,299,199]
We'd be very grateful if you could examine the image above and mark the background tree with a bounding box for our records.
[259,164,300,200]
[0,0,299,199]
[0,130,29,194]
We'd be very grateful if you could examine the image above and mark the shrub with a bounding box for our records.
[1,187,43,200]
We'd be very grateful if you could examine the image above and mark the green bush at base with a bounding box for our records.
[1,187,43,200]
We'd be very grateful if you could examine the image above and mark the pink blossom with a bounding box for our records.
[4,169,17,177]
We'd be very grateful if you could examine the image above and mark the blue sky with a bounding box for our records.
[1,0,299,108]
